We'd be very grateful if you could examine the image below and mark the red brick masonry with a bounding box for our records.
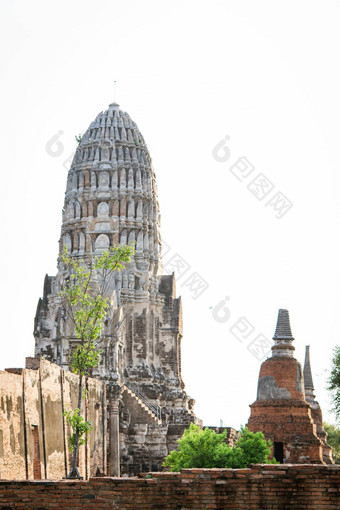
[1,464,340,509]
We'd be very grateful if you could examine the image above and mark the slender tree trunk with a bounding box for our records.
[65,375,83,479]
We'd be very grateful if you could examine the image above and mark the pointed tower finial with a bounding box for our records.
[109,82,120,111]
[273,309,294,340]
[272,309,295,357]
[304,345,315,393]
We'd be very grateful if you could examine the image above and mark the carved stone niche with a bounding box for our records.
[98,171,110,189]
[79,232,85,255]
[100,140,112,162]
[63,233,72,252]
[94,233,110,253]
[98,202,109,217]
[66,201,74,220]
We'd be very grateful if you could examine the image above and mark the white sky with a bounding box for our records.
[1,0,340,429]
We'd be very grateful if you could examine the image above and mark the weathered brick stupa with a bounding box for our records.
[303,345,333,464]
[247,309,331,464]
[33,101,198,475]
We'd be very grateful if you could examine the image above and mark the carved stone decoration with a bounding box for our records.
[98,202,109,217]
[136,200,143,220]
[100,140,111,161]
[112,169,118,190]
[79,232,85,255]
[127,199,135,219]
[128,229,135,245]
[98,172,109,188]
[120,229,127,246]
[63,233,72,252]
[95,233,110,252]
[34,101,198,476]
[74,201,81,219]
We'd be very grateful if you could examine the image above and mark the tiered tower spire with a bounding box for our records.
[272,309,295,357]
[303,346,333,464]
[60,102,162,305]
[303,345,315,395]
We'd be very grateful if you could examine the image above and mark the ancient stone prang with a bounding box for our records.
[33,101,198,475]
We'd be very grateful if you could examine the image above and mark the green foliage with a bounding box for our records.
[71,341,101,375]
[61,243,135,376]
[328,346,340,420]
[324,422,340,464]
[233,426,276,467]
[162,423,277,471]
[163,424,228,471]
[64,407,93,451]
[75,134,82,144]
[59,242,135,476]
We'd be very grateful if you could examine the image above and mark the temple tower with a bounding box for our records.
[303,346,333,464]
[247,309,323,463]
[34,102,197,475]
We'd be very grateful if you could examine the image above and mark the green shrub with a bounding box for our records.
[163,423,277,471]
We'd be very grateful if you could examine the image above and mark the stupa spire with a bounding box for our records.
[272,309,295,357]
[273,309,294,339]
[304,345,315,394]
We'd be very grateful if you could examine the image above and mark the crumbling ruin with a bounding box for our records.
[33,102,199,475]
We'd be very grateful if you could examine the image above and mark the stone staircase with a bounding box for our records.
[123,382,162,425]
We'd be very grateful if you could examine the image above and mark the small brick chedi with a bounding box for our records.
[33,102,198,475]
[247,309,332,464]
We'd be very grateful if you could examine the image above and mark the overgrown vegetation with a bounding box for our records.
[324,422,340,464]
[163,423,277,471]
[328,346,340,422]
[60,243,135,478]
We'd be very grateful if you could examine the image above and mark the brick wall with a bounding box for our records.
[0,359,106,480]
[25,357,40,370]
[0,464,339,509]
[4,368,23,375]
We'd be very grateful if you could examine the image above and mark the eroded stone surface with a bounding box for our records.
[33,102,198,474]
[0,359,107,479]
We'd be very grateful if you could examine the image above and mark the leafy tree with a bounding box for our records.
[163,423,277,471]
[323,422,340,464]
[328,346,340,420]
[64,407,93,452]
[60,243,135,478]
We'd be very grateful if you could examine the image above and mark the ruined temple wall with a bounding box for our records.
[86,376,107,477]
[61,367,86,477]
[0,360,106,480]
[39,360,67,478]
[23,369,44,479]
[0,371,26,479]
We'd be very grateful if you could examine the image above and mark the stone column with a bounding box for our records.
[109,385,121,477]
